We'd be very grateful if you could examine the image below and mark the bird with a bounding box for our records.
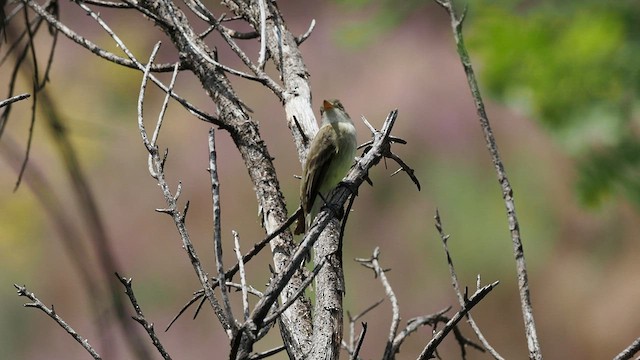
[294,99,357,235]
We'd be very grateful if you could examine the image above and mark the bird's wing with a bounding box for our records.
[301,126,338,214]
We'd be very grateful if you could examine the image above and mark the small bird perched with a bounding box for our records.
[294,99,357,235]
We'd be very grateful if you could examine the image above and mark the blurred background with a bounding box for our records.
[1,0,639,359]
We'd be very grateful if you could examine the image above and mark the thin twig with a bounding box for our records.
[434,1,542,358]
[391,307,451,354]
[25,0,220,124]
[262,257,327,326]
[435,209,504,359]
[248,345,286,360]
[14,284,102,360]
[295,19,315,45]
[165,290,203,331]
[137,42,230,331]
[0,93,30,107]
[233,230,250,321]
[80,0,134,8]
[347,298,384,352]
[12,7,39,192]
[355,247,399,360]
[257,0,267,69]
[350,322,367,360]
[417,281,500,360]
[165,207,302,330]
[23,0,173,72]
[151,63,179,147]
[116,274,173,360]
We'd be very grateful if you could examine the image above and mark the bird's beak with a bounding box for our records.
[322,100,334,110]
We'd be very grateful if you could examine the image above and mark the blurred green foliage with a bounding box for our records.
[335,0,640,208]
[466,0,640,208]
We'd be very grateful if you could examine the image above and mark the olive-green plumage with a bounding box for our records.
[294,99,357,235]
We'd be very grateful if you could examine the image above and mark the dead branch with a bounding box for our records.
[434,1,542,358]
[14,284,102,360]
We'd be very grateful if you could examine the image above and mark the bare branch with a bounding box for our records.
[613,337,640,360]
[248,346,286,360]
[392,307,450,354]
[14,284,102,360]
[24,0,220,124]
[256,0,266,69]
[295,19,315,45]
[262,257,327,326]
[346,298,384,353]
[116,274,173,360]
[137,43,230,331]
[435,1,542,358]
[165,290,204,332]
[0,93,30,107]
[165,207,304,331]
[23,0,172,71]
[233,230,250,322]
[417,281,500,360]
[355,247,399,360]
[209,127,237,336]
[435,209,504,359]
[350,322,367,360]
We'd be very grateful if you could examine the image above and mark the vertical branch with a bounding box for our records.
[434,1,542,359]
[137,42,231,331]
[209,127,237,336]
[355,247,400,360]
[232,230,250,322]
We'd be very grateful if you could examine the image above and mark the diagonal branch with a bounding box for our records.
[14,284,102,360]
[417,281,499,360]
[435,209,504,359]
[117,274,173,360]
[613,337,640,360]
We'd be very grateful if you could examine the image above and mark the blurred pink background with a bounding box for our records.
[1,1,639,359]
